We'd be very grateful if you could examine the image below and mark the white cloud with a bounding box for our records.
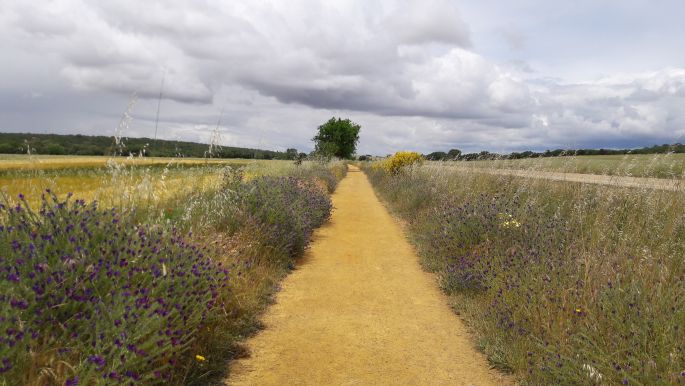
[1,0,684,154]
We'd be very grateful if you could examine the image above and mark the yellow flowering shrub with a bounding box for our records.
[381,151,424,174]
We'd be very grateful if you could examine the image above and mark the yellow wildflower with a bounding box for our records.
[498,213,521,228]
[195,355,206,362]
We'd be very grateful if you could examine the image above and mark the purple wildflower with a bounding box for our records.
[0,358,11,373]
[87,355,106,368]
[65,377,79,386]
[10,299,29,310]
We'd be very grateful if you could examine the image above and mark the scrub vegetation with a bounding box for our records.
[363,156,685,385]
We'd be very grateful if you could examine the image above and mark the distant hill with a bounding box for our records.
[0,132,295,160]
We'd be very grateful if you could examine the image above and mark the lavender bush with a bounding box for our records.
[1,161,341,385]
[238,177,332,259]
[290,162,347,193]
[1,192,229,384]
[180,173,335,383]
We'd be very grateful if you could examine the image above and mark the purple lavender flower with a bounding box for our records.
[125,370,141,380]
[108,371,120,380]
[87,355,106,368]
[10,299,29,309]
[0,358,11,373]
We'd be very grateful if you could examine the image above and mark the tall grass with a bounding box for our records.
[460,153,685,179]
[364,162,684,385]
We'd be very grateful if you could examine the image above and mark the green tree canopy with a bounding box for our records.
[285,148,298,160]
[312,117,361,159]
[425,151,447,161]
[447,148,462,160]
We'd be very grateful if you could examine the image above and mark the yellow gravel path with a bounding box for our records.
[227,166,509,385]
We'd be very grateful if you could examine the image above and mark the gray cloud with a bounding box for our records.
[1,0,685,155]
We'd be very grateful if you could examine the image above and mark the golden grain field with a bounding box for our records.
[0,155,279,208]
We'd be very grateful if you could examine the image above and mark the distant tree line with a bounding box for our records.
[424,144,685,161]
[0,133,301,160]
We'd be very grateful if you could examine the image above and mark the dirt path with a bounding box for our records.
[451,165,685,191]
[227,166,508,385]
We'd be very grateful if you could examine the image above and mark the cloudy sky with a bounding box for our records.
[1,0,685,154]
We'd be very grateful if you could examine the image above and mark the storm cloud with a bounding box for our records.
[1,0,684,154]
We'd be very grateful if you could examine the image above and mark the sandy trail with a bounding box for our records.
[227,166,508,386]
[450,165,685,191]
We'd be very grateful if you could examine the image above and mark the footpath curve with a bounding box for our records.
[227,165,509,385]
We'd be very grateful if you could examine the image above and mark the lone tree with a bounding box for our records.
[312,117,361,159]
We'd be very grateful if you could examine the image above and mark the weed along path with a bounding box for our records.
[227,166,509,385]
